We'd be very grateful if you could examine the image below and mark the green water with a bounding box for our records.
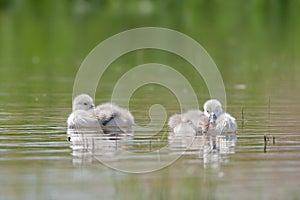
[1,1,300,199]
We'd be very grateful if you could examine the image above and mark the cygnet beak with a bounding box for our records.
[209,113,217,124]
[90,104,95,109]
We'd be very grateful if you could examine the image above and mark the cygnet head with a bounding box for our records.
[72,94,95,112]
[203,99,223,124]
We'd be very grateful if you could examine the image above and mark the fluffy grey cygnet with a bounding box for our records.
[94,103,134,134]
[168,110,209,136]
[203,99,237,134]
[67,94,99,129]
[67,94,134,134]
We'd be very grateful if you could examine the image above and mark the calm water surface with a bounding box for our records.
[0,80,300,199]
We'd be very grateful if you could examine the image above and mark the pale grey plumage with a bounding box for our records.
[67,94,100,130]
[67,94,134,135]
[94,103,134,134]
[203,99,237,134]
[72,94,95,112]
[168,110,209,136]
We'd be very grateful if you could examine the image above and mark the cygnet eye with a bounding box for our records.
[83,102,88,105]
[187,120,192,125]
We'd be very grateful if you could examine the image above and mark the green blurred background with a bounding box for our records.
[1,0,299,97]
